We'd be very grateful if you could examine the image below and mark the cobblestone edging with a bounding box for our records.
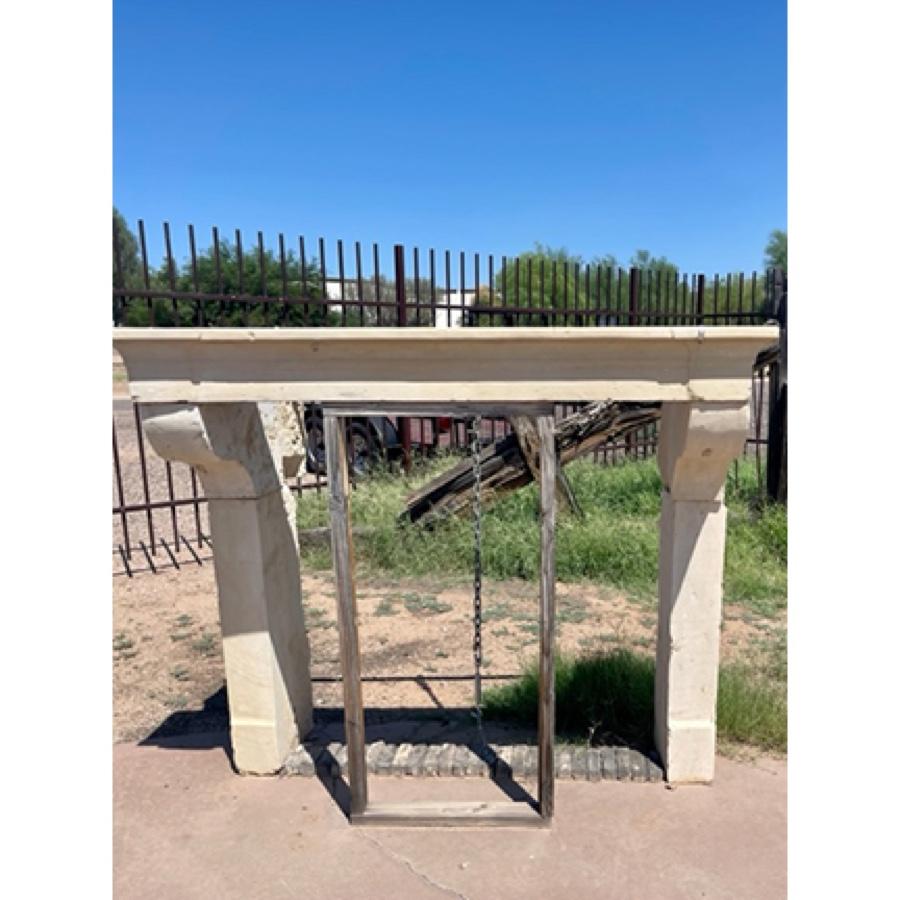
[282,741,664,783]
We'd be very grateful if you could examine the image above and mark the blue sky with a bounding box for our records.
[114,0,785,274]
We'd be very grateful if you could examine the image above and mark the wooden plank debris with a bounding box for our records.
[401,401,661,526]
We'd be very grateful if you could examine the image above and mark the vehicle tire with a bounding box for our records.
[305,416,327,475]
[305,417,382,477]
[347,422,381,477]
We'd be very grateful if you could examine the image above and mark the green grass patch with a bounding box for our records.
[482,602,514,622]
[400,592,453,616]
[304,607,336,629]
[483,642,787,753]
[190,633,217,656]
[113,632,134,653]
[297,455,786,616]
[557,596,589,624]
[169,666,191,683]
[374,597,398,617]
[483,648,655,747]
[716,631,787,751]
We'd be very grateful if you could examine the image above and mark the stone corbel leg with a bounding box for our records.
[655,401,749,784]
[140,402,313,774]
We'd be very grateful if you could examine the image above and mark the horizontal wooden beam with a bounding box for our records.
[113,326,778,405]
[351,801,546,828]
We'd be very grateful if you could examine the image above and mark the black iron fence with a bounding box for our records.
[113,220,784,575]
[114,221,779,329]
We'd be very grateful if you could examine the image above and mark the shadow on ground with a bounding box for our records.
[138,686,662,820]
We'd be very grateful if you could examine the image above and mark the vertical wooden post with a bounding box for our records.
[537,414,557,819]
[394,244,412,472]
[324,415,368,815]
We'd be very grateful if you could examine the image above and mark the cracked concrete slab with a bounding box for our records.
[115,735,785,899]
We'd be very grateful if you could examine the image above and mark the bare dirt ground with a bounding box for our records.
[113,562,780,743]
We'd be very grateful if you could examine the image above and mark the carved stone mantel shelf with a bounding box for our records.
[113,326,773,404]
[115,325,777,788]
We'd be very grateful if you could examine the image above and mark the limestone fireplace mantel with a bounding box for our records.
[114,325,772,405]
[114,325,777,795]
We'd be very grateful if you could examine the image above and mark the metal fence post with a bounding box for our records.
[626,267,640,457]
[766,268,787,503]
[696,273,706,325]
[629,267,640,326]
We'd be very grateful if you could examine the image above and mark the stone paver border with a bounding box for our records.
[283,742,663,783]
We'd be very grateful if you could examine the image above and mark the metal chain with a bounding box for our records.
[469,415,484,729]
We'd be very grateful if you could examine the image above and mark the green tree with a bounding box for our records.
[764,229,787,272]
[119,234,330,327]
[629,249,677,275]
[339,274,438,326]
[480,244,686,326]
[176,239,328,327]
[486,244,597,324]
[695,271,768,322]
[113,208,143,289]
[113,209,146,324]
[496,244,581,302]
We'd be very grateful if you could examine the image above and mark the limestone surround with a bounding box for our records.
[115,326,777,782]
[141,401,312,774]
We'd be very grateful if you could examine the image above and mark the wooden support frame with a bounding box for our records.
[324,404,557,828]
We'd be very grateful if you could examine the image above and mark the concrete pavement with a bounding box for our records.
[114,735,785,899]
